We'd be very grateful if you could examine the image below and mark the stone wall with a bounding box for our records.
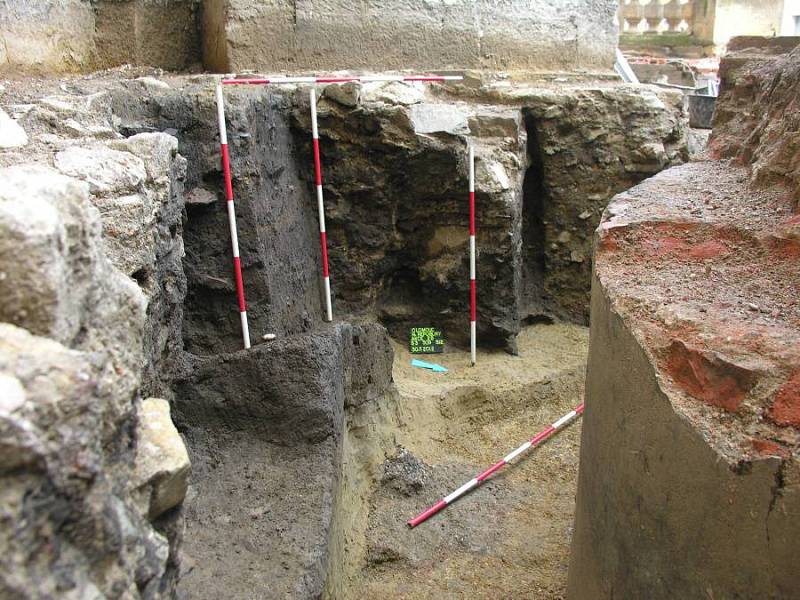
[94,0,202,72]
[3,0,618,74]
[713,0,785,44]
[0,83,192,597]
[517,82,686,323]
[204,0,618,73]
[0,0,96,72]
[0,0,201,73]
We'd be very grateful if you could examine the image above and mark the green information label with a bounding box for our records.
[410,327,445,354]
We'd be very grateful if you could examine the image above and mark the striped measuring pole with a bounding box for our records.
[469,145,476,366]
[221,74,462,323]
[310,88,333,321]
[222,75,463,85]
[407,403,585,528]
[215,80,251,349]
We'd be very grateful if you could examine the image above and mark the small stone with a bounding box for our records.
[136,76,171,91]
[747,303,759,312]
[361,81,425,106]
[578,210,593,220]
[0,108,28,148]
[249,506,270,520]
[185,187,217,205]
[409,104,470,135]
[262,333,277,341]
[570,250,585,263]
[468,112,520,138]
[477,160,511,192]
[381,447,427,496]
[134,398,191,519]
[0,374,26,415]
[557,231,572,244]
[324,82,361,107]
[109,132,178,182]
[54,145,146,194]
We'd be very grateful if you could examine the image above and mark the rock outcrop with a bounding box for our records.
[568,40,800,600]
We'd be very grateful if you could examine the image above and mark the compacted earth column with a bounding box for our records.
[568,40,800,600]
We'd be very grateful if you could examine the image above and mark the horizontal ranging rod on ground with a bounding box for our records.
[214,73,464,348]
[407,403,585,528]
[222,74,464,85]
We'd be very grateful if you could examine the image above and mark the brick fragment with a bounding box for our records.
[664,340,757,412]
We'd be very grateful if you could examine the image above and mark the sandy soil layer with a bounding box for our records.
[331,322,589,599]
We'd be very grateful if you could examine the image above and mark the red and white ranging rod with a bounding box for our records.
[222,74,463,85]
[310,88,333,321]
[407,403,585,528]
[215,80,251,349]
[216,73,463,329]
[469,145,476,366]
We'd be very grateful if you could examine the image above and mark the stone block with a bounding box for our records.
[134,398,191,519]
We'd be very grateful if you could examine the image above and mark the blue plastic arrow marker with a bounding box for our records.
[411,359,448,373]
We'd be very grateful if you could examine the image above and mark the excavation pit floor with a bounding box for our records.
[175,322,588,599]
[334,322,589,599]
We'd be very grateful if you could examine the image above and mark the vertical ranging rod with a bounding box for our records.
[310,88,333,322]
[469,145,477,366]
[215,80,251,349]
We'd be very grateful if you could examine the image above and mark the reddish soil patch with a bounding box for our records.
[750,438,790,459]
[688,240,730,260]
[664,340,756,412]
[771,370,800,428]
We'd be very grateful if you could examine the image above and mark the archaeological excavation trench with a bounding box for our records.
[1,34,799,600]
[114,78,618,598]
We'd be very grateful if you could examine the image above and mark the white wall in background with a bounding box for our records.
[780,0,800,34]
